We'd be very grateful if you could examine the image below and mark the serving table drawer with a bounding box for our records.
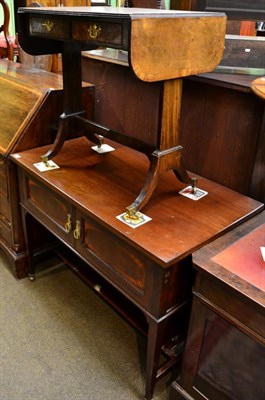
[20,169,190,312]
[21,174,75,247]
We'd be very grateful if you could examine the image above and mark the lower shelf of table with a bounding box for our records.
[55,245,189,374]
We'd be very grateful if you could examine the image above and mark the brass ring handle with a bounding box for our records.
[65,213,72,233]
[73,220,81,240]
[88,24,102,39]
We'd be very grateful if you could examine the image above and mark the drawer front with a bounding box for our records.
[0,159,8,197]
[76,213,155,305]
[30,16,69,39]
[21,174,75,246]
[72,20,123,47]
[29,16,125,48]
[0,217,11,248]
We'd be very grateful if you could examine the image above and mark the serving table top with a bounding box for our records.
[11,137,263,267]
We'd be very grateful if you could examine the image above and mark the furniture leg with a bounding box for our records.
[144,317,168,400]
[126,78,197,216]
[20,208,35,280]
[41,42,91,162]
[126,145,197,216]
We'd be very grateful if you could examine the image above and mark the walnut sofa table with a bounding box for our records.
[18,6,226,216]
[12,137,263,400]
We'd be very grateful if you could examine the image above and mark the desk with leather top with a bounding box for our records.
[170,211,265,400]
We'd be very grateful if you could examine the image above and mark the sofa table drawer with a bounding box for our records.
[72,20,123,47]
[30,16,69,40]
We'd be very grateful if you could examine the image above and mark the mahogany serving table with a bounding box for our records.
[17,6,226,216]
[11,137,262,399]
[170,212,265,400]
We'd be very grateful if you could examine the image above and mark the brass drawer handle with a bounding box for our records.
[42,20,54,33]
[88,24,102,39]
[64,213,72,233]
[73,220,81,240]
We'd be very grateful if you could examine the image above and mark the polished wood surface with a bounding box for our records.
[170,211,265,400]
[0,60,94,278]
[180,73,265,203]
[129,14,226,82]
[12,137,262,400]
[11,137,263,265]
[251,76,265,100]
[18,7,226,81]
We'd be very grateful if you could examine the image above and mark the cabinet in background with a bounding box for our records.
[170,212,265,400]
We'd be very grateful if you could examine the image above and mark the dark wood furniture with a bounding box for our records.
[17,6,226,216]
[0,59,94,278]
[11,137,263,400]
[168,0,265,203]
[14,1,92,36]
[170,211,265,400]
[179,72,265,203]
